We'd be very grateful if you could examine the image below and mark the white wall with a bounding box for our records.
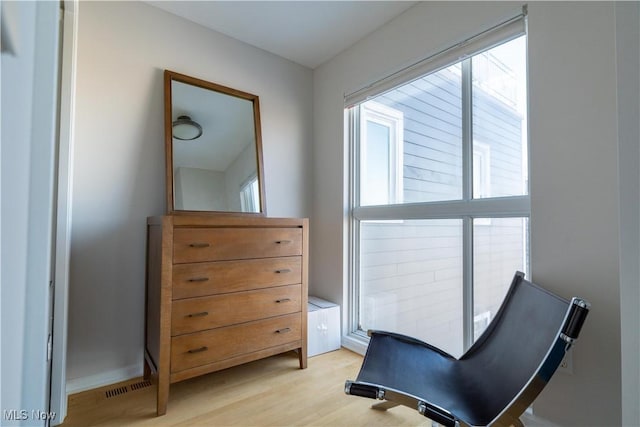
[67,0,313,391]
[0,1,34,414]
[175,167,227,211]
[527,4,621,424]
[1,1,60,424]
[615,3,640,426]
[312,2,628,425]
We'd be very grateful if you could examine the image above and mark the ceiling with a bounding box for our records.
[171,79,256,172]
[147,1,418,69]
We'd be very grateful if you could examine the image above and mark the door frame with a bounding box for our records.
[50,0,78,424]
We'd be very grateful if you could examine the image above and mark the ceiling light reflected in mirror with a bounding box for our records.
[172,115,203,140]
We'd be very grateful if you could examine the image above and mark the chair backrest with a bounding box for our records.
[456,272,588,425]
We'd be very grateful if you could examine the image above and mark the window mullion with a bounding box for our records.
[462,58,473,202]
[352,196,530,221]
[463,216,474,351]
[461,58,474,351]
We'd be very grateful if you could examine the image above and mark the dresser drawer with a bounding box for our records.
[171,284,301,335]
[172,256,301,300]
[173,227,302,263]
[170,313,302,373]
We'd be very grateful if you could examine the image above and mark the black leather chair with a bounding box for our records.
[345,272,589,427]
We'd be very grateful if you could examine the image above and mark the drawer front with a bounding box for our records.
[171,313,301,373]
[173,227,302,263]
[172,257,301,300]
[171,284,301,336]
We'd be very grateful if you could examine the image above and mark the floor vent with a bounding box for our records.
[130,380,152,391]
[105,385,128,399]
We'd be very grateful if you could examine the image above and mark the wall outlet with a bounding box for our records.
[558,348,573,374]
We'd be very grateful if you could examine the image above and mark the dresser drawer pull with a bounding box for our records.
[275,240,292,245]
[276,327,291,334]
[187,311,209,318]
[187,277,209,283]
[275,298,291,303]
[187,346,208,354]
[189,243,210,248]
[275,269,291,274]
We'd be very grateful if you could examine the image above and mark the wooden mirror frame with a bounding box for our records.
[164,70,266,216]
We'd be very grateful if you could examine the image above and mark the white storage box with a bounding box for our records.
[307,296,341,357]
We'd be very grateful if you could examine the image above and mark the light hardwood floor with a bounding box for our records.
[62,349,430,427]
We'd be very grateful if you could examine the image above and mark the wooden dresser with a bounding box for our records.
[144,215,308,415]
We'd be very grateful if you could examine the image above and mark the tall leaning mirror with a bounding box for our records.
[164,70,266,215]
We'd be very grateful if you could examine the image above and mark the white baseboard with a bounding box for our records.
[66,364,142,394]
[341,335,368,355]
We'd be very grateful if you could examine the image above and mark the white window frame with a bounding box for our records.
[346,42,530,354]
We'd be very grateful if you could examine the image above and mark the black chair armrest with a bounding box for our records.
[561,298,590,343]
[344,381,382,400]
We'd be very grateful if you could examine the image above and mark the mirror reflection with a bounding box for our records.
[165,71,265,214]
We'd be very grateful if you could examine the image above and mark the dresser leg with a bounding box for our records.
[298,346,307,369]
[157,373,169,415]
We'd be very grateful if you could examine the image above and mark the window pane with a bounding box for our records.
[472,36,527,198]
[359,219,464,356]
[361,64,462,205]
[473,217,529,340]
[240,176,260,213]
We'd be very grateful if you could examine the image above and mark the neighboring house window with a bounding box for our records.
[473,141,491,199]
[473,142,492,226]
[359,101,404,206]
[473,310,492,341]
[347,32,529,357]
